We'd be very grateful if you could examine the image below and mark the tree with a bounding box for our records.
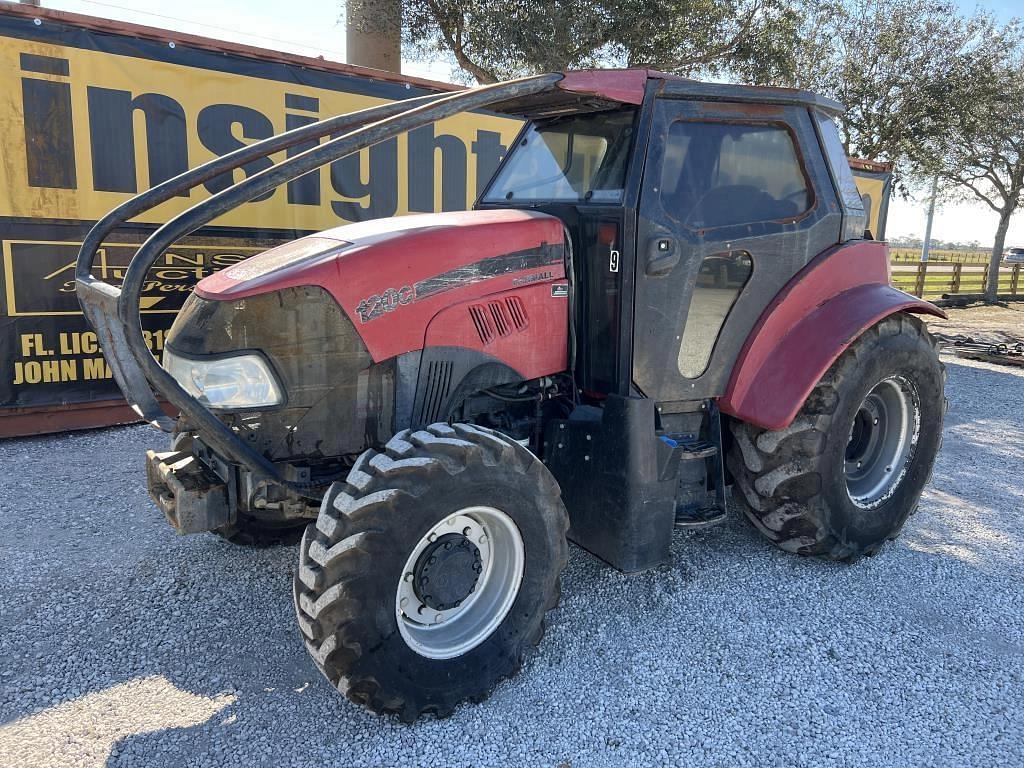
[781,1,1011,177]
[346,0,402,71]
[394,0,803,85]
[759,0,1022,299]
[917,46,1024,301]
[391,1,1003,178]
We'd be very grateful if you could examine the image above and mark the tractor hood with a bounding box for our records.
[195,209,566,362]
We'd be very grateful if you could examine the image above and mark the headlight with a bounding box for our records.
[163,349,284,410]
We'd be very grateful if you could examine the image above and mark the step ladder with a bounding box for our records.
[659,402,728,529]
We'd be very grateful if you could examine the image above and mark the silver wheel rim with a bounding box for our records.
[396,505,525,659]
[845,375,920,509]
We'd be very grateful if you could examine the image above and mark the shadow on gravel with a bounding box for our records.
[0,530,354,766]
[0,677,235,768]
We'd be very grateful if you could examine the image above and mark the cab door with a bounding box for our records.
[632,98,842,404]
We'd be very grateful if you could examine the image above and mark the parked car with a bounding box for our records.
[1004,246,1024,263]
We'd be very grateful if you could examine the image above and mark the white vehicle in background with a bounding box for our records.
[1004,246,1024,263]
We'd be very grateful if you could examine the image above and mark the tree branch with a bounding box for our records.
[652,2,761,71]
[944,175,1004,212]
[423,0,499,83]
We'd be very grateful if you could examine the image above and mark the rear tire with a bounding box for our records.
[728,313,945,561]
[294,423,568,721]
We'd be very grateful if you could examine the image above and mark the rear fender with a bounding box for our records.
[719,241,945,431]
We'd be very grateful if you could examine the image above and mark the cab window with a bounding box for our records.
[483,110,637,203]
[660,122,811,229]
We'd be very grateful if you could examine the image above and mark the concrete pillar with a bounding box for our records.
[346,0,401,73]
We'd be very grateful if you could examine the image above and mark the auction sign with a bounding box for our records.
[849,158,893,241]
[0,5,518,434]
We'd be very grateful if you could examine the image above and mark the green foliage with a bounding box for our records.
[784,2,1015,170]
[399,0,803,84]
[395,0,1012,178]
[913,42,1024,299]
[785,1,1021,301]
[915,41,1024,212]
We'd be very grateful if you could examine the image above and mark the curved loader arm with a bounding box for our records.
[75,91,445,433]
[75,73,563,493]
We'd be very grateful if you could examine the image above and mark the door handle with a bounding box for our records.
[645,236,679,277]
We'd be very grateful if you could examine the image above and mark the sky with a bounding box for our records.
[22,0,1024,250]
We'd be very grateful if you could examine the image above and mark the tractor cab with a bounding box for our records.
[478,71,865,408]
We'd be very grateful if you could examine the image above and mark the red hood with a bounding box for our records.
[196,209,566,361]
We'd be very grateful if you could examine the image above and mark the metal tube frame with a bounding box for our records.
[75,73,563,494]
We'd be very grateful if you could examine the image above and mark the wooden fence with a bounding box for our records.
[889,248,991,265]
[890,261,1023,300]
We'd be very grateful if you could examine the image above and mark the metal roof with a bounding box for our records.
[557,69,844,115]
[657,78,844,115]
[489,69,844,119]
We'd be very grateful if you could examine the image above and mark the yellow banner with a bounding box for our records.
[851,172,892,240]
[0,39,519,230]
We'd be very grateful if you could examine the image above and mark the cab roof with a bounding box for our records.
[489,68,843,119]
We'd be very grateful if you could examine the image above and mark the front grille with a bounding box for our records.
[166,285,392,460]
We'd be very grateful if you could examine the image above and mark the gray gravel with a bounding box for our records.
[0,351,1021,767]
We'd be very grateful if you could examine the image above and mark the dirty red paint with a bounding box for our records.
[424,282,568,380]
[196,209,569,375]
[719,240,946,431]
[557,69,661,104]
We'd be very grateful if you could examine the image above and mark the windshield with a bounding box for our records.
[483,110,637,203]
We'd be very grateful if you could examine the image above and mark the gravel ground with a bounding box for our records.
[930,302,1024,344]
[1,350,1022,767]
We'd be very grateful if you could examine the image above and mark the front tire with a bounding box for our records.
[294,423,568,721]
[728,313,944,561]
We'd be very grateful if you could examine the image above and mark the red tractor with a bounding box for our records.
[77,70,946,721]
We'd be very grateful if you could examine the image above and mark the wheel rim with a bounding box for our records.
[396,505,525,659]
[844,375,920,509]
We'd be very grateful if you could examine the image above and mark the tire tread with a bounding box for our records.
[727,313,945,562]
[294,423,568,721]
